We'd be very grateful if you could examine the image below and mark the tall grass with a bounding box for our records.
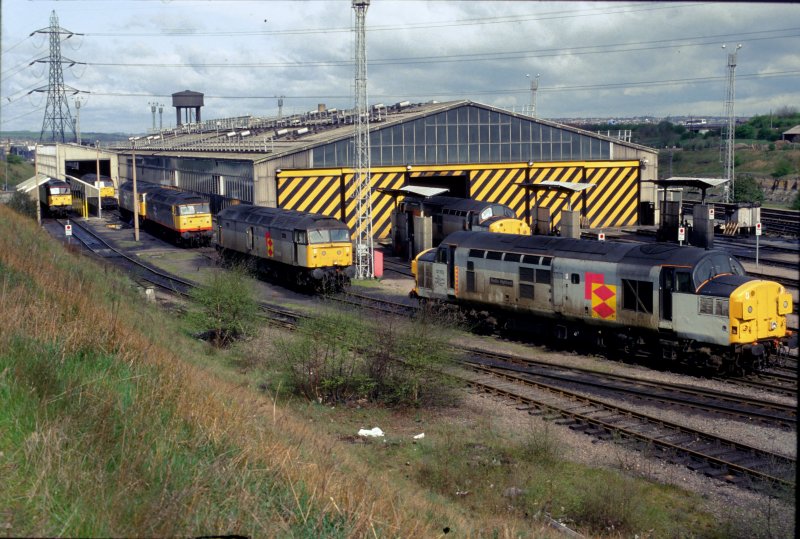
[0,205,479,536]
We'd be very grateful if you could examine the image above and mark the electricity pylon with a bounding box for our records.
[30,11,84,143]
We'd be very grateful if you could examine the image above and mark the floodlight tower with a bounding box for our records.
[722,44,741,203]
[149,102,157,132]
[158,103,164,131]
[74,97,84,144]
[526,73,540,118]
[30,11,83,143]
[352,0,374,279]
[277,96,285,121]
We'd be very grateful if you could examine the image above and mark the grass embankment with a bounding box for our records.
[0,159,34,189]
[0,206,472,537]
[1,204,791,537]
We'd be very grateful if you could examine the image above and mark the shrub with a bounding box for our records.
[273,307,457,407]
[7,191,37,219]
[187,264,259,347]
[734,175,764,203]
[771,159,793,178]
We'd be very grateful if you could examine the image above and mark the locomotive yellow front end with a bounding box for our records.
[487,218,532,236]
[173,203,213,243]
[306,240,352,270]
[729,280,793,346]
[49,192,73,210]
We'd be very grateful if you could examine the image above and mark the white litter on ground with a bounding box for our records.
[357,427,384,437]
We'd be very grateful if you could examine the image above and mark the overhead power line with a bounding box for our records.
[36,69,794,103]
[62,30,800,70]
[76,2,707,37]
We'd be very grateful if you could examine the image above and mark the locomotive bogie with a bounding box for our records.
[412,231,794,373]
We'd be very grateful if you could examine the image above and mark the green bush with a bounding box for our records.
[734,176,764,203]
[273,308,457,407]
[187,264,259,347]
[771,159,793,178]
[7,191,37,219]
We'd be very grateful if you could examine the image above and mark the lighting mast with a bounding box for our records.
[352,0,374,279]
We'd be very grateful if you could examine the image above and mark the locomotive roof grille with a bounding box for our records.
[441,231,735,269]
[218,203,349,231]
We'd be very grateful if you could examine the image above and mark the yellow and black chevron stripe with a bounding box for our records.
[343,169,406,239]
[277,170,344,220]
[277,161,640,239]
[584,163,640,229]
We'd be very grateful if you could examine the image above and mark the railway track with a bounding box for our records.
[58,218,796,494]
[57,218,195,296]
[463,363,795,494]
[461,347,796,429]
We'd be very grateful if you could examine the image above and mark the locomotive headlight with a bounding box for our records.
[747,306,753,314]
[322,250,327,256]
[784,300,789,309]
[336,250,341,255]
[770,321,778,331]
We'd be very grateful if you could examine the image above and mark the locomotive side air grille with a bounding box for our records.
[519,267,534,282]
[520,283,534,300]
[536,269,552,284]
[715,298,729,317]
[467,261,476,292]
[422,264,432,289]
[699,296,714,315]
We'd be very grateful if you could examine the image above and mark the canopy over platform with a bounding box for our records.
[516,180,596,193]
[15,173,51,193]
[377,185,450,198]
[645,177,728,203]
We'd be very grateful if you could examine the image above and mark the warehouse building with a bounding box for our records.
[39,99,660,237]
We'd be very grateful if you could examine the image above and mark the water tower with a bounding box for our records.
[172,90,204,125]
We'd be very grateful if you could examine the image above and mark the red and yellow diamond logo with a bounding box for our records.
[591,282,616,320]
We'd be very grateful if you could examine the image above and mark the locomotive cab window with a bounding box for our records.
[468,249,485,259]
[294,231,307,244]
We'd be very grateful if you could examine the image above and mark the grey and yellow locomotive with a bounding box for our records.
[215,204,355,291]
[392,195,531,258]
[80,173,118,211]
[412,231,794,373]
[39,179,72,217]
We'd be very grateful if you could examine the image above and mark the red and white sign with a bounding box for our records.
[64,224,72,236]
[597,232,605,241]
[709,208,715,220]
[678,227,685,242]
[755,222,762,236]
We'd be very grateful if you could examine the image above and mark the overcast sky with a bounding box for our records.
[2,1,798,135]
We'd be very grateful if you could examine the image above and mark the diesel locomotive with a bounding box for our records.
[119,181,213,246]
[411,231,794,373]
[215,204,355,291]
[80,173,118,210]
[39,179,73,217]
[392,195,531,258]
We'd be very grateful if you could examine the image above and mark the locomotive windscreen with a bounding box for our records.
[308,229,350,244]
[177,203,210,215]
[693,253,746,288]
